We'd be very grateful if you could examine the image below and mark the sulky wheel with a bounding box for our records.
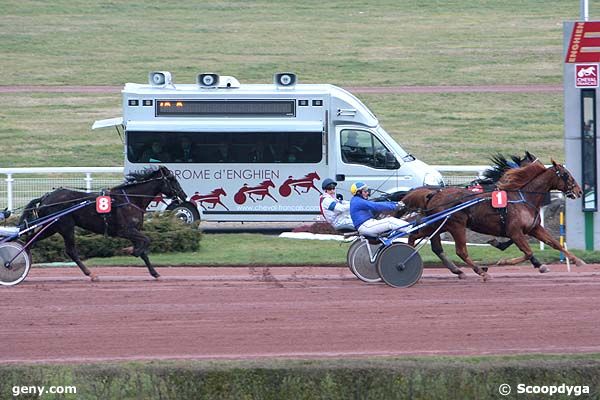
[0,242,32,286]
[376,243,423,288]
[346,239,362,277]
[350,241,382,283]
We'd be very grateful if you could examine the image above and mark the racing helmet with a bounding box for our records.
[321,178,337,191]
[350,181,368,195]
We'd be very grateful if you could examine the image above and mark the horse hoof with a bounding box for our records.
[539,265,550,273]
[90,274,100,282]
[122,246,134,255]
[496,259,506,266]
[482,273,491,282]
[152,273,161,279]
[575,259,587,267]
[458,272,468,280]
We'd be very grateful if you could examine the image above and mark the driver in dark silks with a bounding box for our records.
[349,181,410,237]
[0,208,11,221]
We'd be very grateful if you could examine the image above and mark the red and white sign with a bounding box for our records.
[575,64,599,88]
[565,21,600,63]
[491,190,507,208]
[96,195,112,213]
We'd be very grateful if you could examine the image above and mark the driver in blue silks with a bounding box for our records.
[349,182,410,237]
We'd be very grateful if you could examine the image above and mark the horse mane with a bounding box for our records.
[114,167,163,189]
[496,162,547,190]
[480,153,523,183]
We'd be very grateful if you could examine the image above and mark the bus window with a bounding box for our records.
[341,129,393,169]
[126,131,323,164]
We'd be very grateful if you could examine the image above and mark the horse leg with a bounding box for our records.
[449,226,490,281]
[430,234,466,279]
[487,238,514,251]
[60,228,98,281]
[528,225,586,267]
[497,233,549,272]
[119,228,160,278]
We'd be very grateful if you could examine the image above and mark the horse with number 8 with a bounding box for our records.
[18,166,188,281]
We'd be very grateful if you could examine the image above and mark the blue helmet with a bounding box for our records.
[321,178,337,191]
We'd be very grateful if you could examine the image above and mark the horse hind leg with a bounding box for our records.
[430,234,466,279]
[449,226,491,281]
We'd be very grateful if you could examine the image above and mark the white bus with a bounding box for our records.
[93,72,444,223]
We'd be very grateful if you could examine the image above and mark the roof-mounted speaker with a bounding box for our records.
[148,71,173,87]
[274,72,297,88]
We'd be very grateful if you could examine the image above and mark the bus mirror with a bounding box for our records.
[385,151,399,169]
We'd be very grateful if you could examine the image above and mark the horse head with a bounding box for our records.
[261,180,275,188]
[214,188,227,196]
[157,166,188,202]
[307,172,320,180]
[550,160,582,199]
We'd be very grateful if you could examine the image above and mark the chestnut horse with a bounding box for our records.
[400,152,538,275]
[403,160,584,280]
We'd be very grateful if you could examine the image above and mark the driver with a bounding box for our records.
[349,182,410,236]
[319,178,354,231]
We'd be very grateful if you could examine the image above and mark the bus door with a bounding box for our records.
[334,126,401,199]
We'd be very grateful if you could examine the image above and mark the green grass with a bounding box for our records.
[80,233,598,267]
[0,1,585,86]
[0,1,583,167]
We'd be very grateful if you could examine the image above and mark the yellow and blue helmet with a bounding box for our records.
[350,181,368,195]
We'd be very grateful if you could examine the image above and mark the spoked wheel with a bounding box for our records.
[350,241,382,283]
[0,242,32,286]
[376,243,423,288]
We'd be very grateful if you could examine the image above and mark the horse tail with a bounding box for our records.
[18,197,43,226]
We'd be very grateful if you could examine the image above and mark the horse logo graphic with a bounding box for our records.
[190,188,229,211]
[234,180,278,204]
[279,172,322,197]
[150,194,169,208]
[576,64,599,87]
[577,66,597,77]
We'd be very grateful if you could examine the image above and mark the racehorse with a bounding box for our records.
[403,160,583,280]
[401,152,538,273]
[19,166,188,281]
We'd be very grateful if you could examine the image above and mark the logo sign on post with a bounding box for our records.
[96,196,112,213]
[491,191,508,208]
[575,64,599,88]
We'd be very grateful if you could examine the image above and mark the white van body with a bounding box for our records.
[93,73,443,222]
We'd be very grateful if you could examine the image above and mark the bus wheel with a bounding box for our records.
[167,202,200,224]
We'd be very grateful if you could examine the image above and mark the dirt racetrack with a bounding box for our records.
[1,264,600,364]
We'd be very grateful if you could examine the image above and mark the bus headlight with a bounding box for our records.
[424,172,444,186]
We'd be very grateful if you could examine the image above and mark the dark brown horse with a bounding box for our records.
[403,160,584,280]
[19,166,188,281]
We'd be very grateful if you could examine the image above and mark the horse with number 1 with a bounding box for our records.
[403,160,584,280]
[18,166,188,282]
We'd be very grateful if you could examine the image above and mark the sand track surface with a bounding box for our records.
[1,264,599,364]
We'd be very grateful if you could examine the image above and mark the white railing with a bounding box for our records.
[0,167,124,211]
[0,165,485,212]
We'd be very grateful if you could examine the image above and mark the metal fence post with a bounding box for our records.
[5,173,13,211]
[85,173,93,193]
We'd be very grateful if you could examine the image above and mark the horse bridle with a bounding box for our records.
[552,165,577,197]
